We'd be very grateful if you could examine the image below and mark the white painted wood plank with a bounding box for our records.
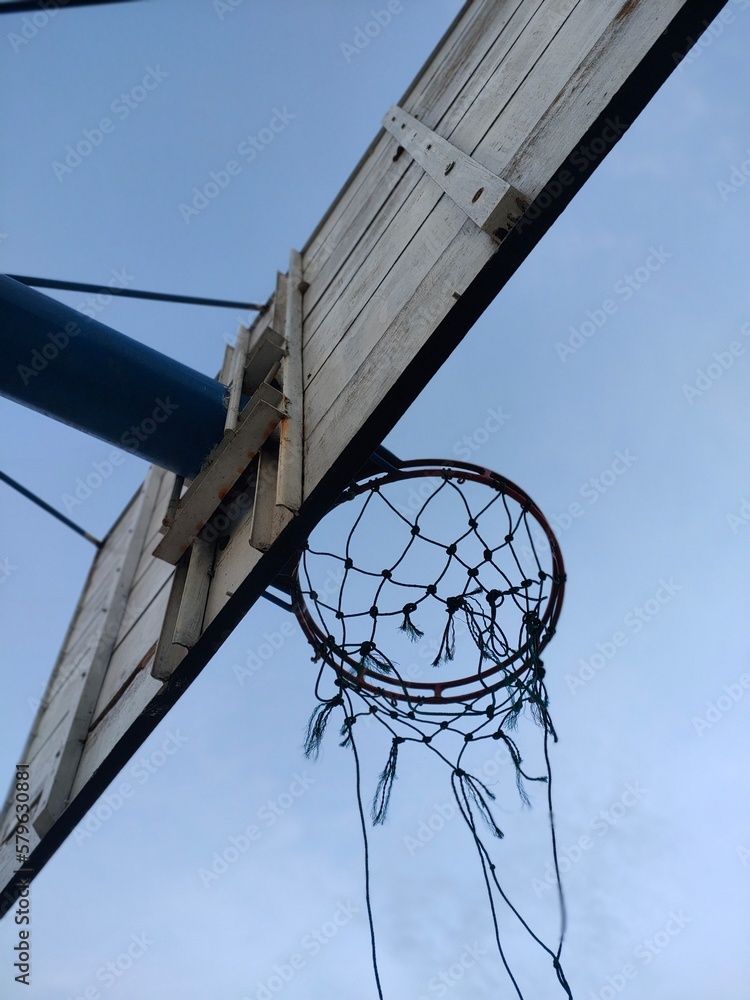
[250,448,279,553]
[32,469,161,836]
[306,215,494,493]
[302,0,537,321]
[305,184,468,427]
[91,577,171,721]
[203,521,264,627]
[114,555,175,650]
[303,0,521,274]
[150,556,190,682]
[224,324,250,434]
[243,326,286,397]
[71,656,164,799]
[172,538,215,649]
[500,0,682,194]
[276,249,304,513]
[153,381,287,565]
[302,0,577,376]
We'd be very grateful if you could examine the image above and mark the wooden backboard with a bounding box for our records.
[0,0,728,915]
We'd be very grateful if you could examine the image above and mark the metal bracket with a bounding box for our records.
[382,105,529,241]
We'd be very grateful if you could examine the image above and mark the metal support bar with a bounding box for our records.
[0,469,102,547]
[7,274,266,312]
[0,276,230,479]
[260,589,295,613]
[382,106,529,241]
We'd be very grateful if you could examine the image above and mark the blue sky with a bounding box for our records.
[1,1,750,997]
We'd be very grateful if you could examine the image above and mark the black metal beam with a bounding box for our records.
[0,0,142,14]
[8,275,266,313]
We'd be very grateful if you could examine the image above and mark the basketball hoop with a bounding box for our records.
[290,459,565,708]
[289,458,572,1000]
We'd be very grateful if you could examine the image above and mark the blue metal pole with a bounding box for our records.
[0,275,229,479]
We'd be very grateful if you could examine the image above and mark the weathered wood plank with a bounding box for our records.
[203,515,264,627]
[71,654,164,799]
[302,0,579,380]
[304,0,638,462]
[303,0,523,275]
[302,0,549,328]
[32,470,161,835]
[153,381,287,565]
[276,250,304,514]
[306,215,495,491]
[91,576,171,719]
[172,538,215,649]
[224,325,250,434]
[151,556,190,682]
[115,554,175,649]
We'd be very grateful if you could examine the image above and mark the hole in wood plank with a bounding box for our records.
[444,161,455,175]
[472,187,484,203]
[392,145,404,162]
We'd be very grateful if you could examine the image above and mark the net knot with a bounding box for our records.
[399,603,424,642]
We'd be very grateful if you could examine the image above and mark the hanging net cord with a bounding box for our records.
[291,462,570,999]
